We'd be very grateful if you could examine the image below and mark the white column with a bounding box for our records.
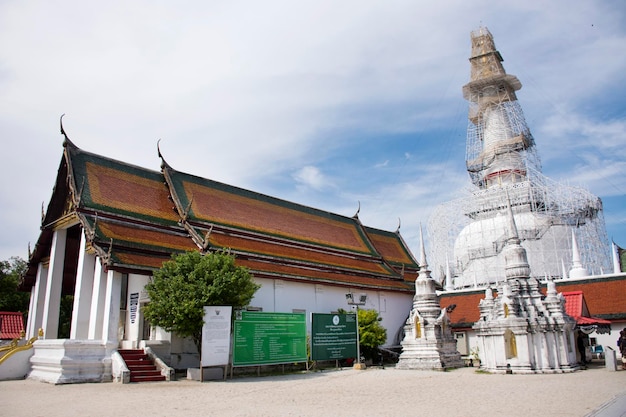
[41,229,67,339]
[556,330,571,366]
[537,332,550,371]
[27,263,49,339]
[26,285,36,339]
[101,270,122,344]
[88,260,107,340]
[70,232,96,339]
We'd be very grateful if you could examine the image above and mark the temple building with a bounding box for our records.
[20,130,418,383]
[11,28,626,383]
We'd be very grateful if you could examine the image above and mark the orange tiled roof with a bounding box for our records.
[236,258,413,291]
[208,231,395,276]
[24,138,418,294]
[165,166,378,254]
[555,278,626,319]
[0,312,24,339]
[440,276,626,328]
[364,226,418,266]
[162,162,418,290]
[440,290,486,327]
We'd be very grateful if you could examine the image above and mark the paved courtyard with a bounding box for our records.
[1,362,624,417]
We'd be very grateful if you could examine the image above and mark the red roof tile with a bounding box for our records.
[562,291,584,317]
[562,291,611,325]
[0,312,24,340]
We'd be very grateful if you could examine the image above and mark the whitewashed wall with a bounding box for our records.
[121,274,414,364]
[249,278,413,347]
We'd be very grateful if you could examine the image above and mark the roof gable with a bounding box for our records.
[67,144,179,226]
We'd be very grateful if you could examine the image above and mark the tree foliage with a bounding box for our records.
[0,257,29,313]
[357,308,387,359]
[338,307,387,360]
[143,250,259,354]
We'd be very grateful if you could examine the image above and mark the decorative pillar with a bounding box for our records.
[101,269,122,344]
[41,228,67,339]
[70,232,96,339]
[26,285,36,337]
[88,260,107,340]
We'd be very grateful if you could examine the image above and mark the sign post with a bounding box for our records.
[232,311,307,367]
[311,313,357,362]
[201,306,232,381]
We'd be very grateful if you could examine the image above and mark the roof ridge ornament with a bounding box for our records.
[202,224,214,251]
[157,139,172,169]
[353,201,360,218]
[106,238,113,265]
[85,213,98,241]
[182,195,194,222]
[60,113,67,136]
[59,114,77,148]
[396,217,401,233]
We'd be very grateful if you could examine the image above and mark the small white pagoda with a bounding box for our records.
[472,195,579,373]
[397,227,463,370]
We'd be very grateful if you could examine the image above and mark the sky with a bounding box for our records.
[1,1,625,264]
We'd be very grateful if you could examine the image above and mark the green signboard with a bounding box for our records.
[311,313,357,361]
[233,311,307,366]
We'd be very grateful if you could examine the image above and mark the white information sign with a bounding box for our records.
[201,306,232,367]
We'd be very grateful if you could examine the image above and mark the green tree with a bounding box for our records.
[143,250,259,355]
[0,257,29,313]
[357,308,387,360]
[338,307,387,360]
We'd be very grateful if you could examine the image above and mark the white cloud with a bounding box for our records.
[292,166,333,192]
[0,0,625,259]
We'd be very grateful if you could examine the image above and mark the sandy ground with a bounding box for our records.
[1,363,624,417]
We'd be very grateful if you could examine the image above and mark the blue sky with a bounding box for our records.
[1,1,625,262]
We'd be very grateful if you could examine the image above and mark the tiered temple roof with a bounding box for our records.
[23,132,418,294]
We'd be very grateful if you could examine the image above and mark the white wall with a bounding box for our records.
[249,278,413,347]
[590,324,625,358]
[126,273,414,354]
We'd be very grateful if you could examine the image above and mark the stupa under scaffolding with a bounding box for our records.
[428,27,611,289]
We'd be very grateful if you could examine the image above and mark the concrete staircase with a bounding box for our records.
[118,349,166,383]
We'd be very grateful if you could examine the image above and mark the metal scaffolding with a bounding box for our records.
[427,27,612,289]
